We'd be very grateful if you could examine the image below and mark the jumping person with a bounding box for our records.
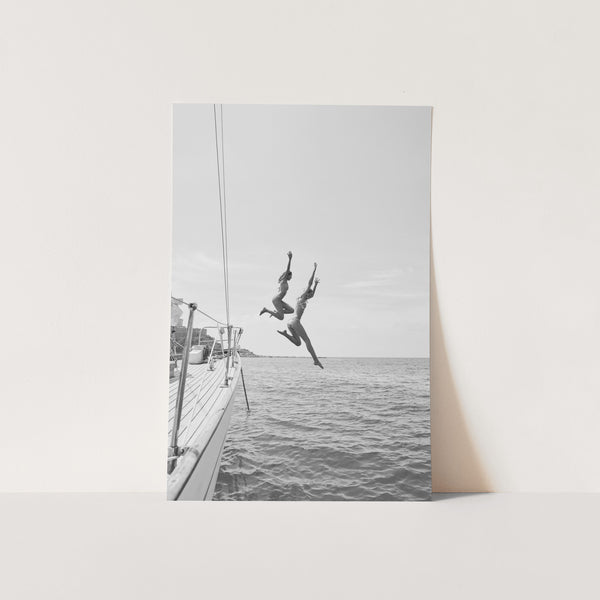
[260,251,294,320]
[277,262,323,369]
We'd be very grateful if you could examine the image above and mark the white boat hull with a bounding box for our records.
[167,355,241,501]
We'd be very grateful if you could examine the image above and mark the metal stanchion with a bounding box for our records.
[168,302,196,474]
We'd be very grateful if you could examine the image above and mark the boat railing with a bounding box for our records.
[168,299,243,474]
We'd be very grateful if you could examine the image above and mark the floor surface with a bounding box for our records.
[1,493,597,599]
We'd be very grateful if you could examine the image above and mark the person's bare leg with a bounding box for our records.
[293,322,323,368]
[260,307,284,320]
[269,299,287,320]
[304,338,324,369]
[261,297,286,319]
[277,329,299,345]
[278,323,301,346]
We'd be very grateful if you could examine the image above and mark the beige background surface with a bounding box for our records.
[1,0,599,493]
[1,493,598,599]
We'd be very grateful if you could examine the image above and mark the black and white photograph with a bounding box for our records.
[168,104,431,501]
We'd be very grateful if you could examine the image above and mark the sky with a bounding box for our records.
[172,104,430,358]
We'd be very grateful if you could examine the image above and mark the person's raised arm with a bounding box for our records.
[306,262,317,290]
[279,251,293,281]
[312,277,320,296]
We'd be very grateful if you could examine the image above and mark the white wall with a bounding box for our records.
[1,0,599,492]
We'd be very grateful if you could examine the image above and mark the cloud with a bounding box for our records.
[342,267,409,290]
[335,266,427,306]
[343,279,389,289]
[171,252,221,287]
[172,251,259,285]
[174,251,221,271]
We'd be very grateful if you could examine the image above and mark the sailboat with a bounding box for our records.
[167,104,247,501]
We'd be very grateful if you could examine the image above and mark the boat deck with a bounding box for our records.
[168,357,232,449]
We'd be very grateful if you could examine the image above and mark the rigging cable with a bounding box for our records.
[170,296,226,327]
[219,104,231,326]
[213,104,231,328]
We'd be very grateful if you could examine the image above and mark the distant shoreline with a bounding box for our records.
[246,355,429,360]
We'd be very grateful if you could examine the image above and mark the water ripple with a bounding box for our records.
[214,357,430,501]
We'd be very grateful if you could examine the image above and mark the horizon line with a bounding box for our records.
[247,355,429,359]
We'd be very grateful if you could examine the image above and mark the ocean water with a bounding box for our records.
[214,357,430,501]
